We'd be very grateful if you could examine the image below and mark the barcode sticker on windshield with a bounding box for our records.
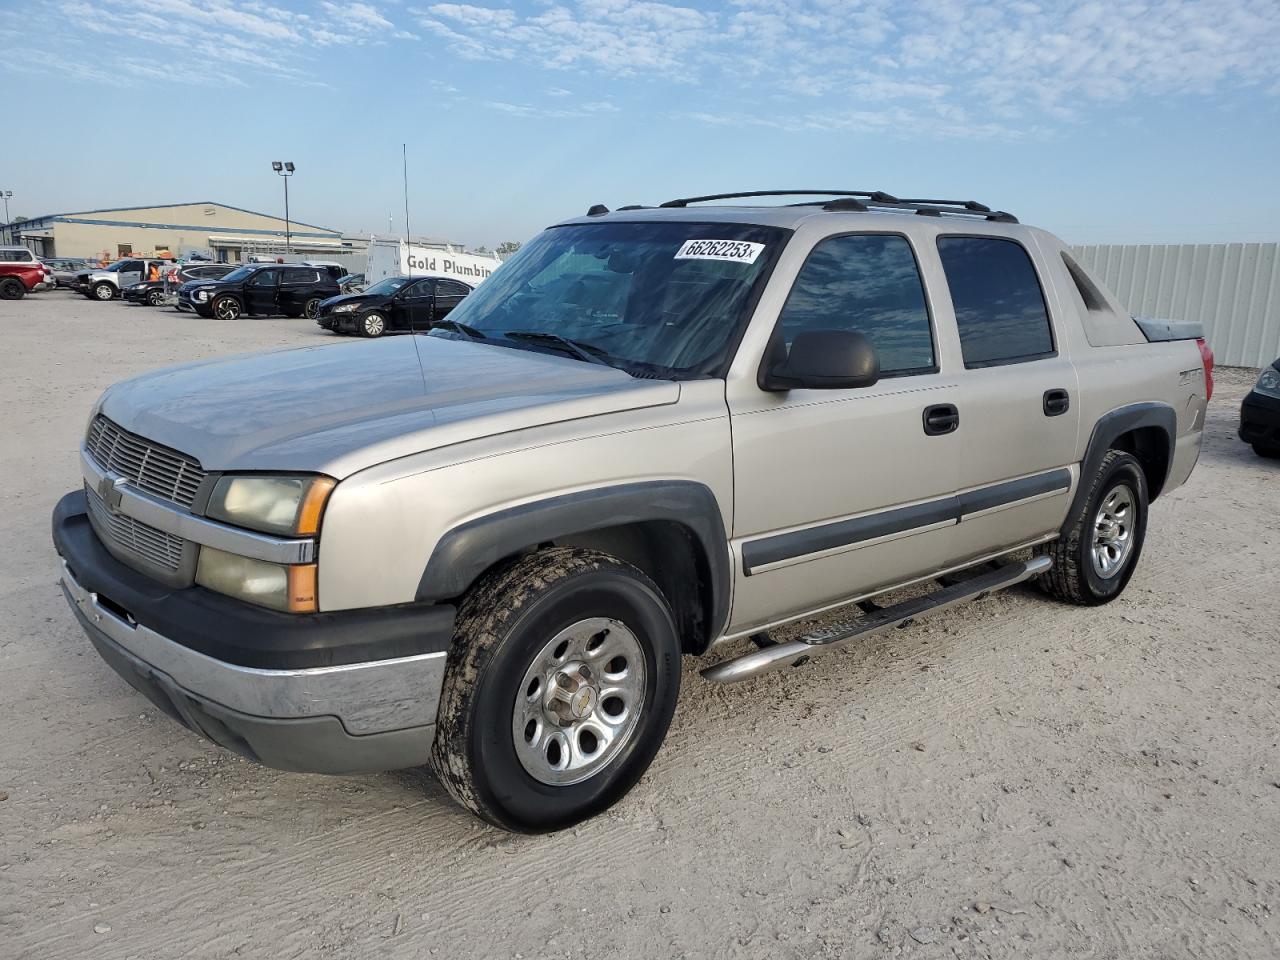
[674,239,765,264]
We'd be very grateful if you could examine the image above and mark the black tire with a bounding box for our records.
[92,282,115,301]
[430,547,681,833]
[1037,449,1148,605]
[212,295,242,321]
[147,289,165,307]
[1252,443,1280,459]
[361,312,386,338]
[303,297,322,320]
[0,277,24,300]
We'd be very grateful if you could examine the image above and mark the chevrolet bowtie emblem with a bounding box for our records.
[97,473,127,514]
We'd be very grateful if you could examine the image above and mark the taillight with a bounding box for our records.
[1197,337,1214,402]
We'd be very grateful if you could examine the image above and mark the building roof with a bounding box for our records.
[2,201,338,234]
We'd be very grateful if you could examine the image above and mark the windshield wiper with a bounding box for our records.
[503,330,614,367]
[432,318,488,341]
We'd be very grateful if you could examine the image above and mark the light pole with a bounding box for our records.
[1,191,11,224]
[270,162,294,256]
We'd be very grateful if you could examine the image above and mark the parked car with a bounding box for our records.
[51,189,1213,832]
[1239,358,1280,458]
[73,259,175,301]
[0,247,48,300]
[315,275,472,337]
[43,258,96,288]
[176,263,339,319]
[123,263,238,306]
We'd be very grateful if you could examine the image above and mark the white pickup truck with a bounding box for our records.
[52,190,1212,832]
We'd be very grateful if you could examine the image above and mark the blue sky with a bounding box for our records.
[3,0,1279,248]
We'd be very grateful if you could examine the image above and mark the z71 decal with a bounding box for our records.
[674,239,766,264]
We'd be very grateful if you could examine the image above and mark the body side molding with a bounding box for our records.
[416,480,732,637]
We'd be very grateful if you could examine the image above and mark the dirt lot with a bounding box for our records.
[1,291,1277,960]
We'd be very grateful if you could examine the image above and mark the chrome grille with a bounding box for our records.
[85,485,185,572]
[86,416,205,508]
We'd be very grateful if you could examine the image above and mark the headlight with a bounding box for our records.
[196,547,317,612]
[1255,368,1280,398]
[206,474,335,536]
[195,288,211,301]
[333,302,359,313]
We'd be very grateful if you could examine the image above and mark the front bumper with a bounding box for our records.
[53,491,456,774]
[1240,390,1280,448]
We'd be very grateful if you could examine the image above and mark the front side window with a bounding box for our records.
[936,236,1054,367]
[431,221,787,378]
[1,248,33,262]
[777,233,935,376]
[248,269,279,288]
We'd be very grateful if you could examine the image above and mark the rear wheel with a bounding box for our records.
[212,295,242,320]
[92,282,115,301]
[430,547,681,832]
[0,278,24,300]
[361,312,386,338]
[1037,449,1148,605]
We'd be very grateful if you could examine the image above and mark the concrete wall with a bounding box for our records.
[1072,243,1280,368]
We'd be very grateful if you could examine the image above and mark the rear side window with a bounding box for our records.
[777,234,935,376]
[283,268,319,284]
[936,236,1054,367]
[436,279,470,296]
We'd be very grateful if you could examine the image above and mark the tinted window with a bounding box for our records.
[777,234,934,376]
[936,237,1053,367]
[1,249,33,262]
[248,269,279,287]
[436,279,470,297]
[282,268,318,285]
[404,279,434,299]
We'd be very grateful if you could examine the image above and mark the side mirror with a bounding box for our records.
[762,329,880,391]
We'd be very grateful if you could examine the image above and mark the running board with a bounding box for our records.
[701,555,1052,684]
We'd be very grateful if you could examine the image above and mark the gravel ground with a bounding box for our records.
[2,291,1278,960]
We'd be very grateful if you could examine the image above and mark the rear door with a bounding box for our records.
[932,234,1081,562]
[402,279,436,330]
[727,230,963,634]
[244,268,280,314]
[433,279,471,321]
[278,267,316,314]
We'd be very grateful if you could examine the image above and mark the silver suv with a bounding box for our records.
[52,190,1213,831]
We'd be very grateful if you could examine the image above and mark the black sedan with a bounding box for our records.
[316,275,472,337]
[1240,359,1280,458]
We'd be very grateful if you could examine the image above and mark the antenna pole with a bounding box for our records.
[403,143,412,277]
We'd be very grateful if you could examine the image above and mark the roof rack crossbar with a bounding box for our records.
[657,190,1017,223]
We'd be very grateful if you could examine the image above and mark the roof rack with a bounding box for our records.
[657,190,1017,223]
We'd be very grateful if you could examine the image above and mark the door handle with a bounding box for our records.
[1043,388,1070,417]
[922,403,959,436]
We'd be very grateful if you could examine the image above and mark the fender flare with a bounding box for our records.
[416,480,731,639]
[1066,401,1176,532]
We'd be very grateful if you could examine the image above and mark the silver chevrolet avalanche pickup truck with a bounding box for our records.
[52,190,1214,832]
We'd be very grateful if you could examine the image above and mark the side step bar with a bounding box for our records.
[701,555,1051,684]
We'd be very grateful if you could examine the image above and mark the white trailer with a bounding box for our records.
[365,239,502,287]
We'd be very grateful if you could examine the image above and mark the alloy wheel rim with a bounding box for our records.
[215,299,240,320]
[512,617,647,786]
[305,299,320,319]
[95,285,112,300]
[1091,483,1135,578]
[365,314,384,335]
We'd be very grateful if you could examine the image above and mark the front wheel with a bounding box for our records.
[92,282,115,301]
[212,295,242,320]
[147,289,165,307]
[0,278,24,300]
[430,547,681,832]
[361,312,386,337]
[1038,449,1148,605]
[303,297,322,320]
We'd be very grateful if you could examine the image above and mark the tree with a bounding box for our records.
[471,245,490,255]
[495,241,521,257]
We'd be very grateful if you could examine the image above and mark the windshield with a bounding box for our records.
[218,266,254,283]
[105,261,125,272]
[428,221,787,378]
[364,277,411,296]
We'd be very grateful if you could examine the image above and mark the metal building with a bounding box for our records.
[1072,243,1280,368]
[0,201,355,264]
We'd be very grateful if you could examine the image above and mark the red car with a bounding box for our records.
[0,247,49,300]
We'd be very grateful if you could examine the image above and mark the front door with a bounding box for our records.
[402,278,436,331]
[727,231,963,635]
[244,268,280,315]
[931,235,1081,562]
[117,260,144,286]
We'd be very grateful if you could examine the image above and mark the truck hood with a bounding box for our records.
[98,337,679,478]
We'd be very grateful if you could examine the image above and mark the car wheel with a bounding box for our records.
[361,312,387,338]
[1253,443,1280,459]
[146,289,166,307]
[212,296,242,321]
[0,278,25,300]
[303,297,322,320]
[92,282,115,301]
[1037,449,1148,605]
[431,547,681,833]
